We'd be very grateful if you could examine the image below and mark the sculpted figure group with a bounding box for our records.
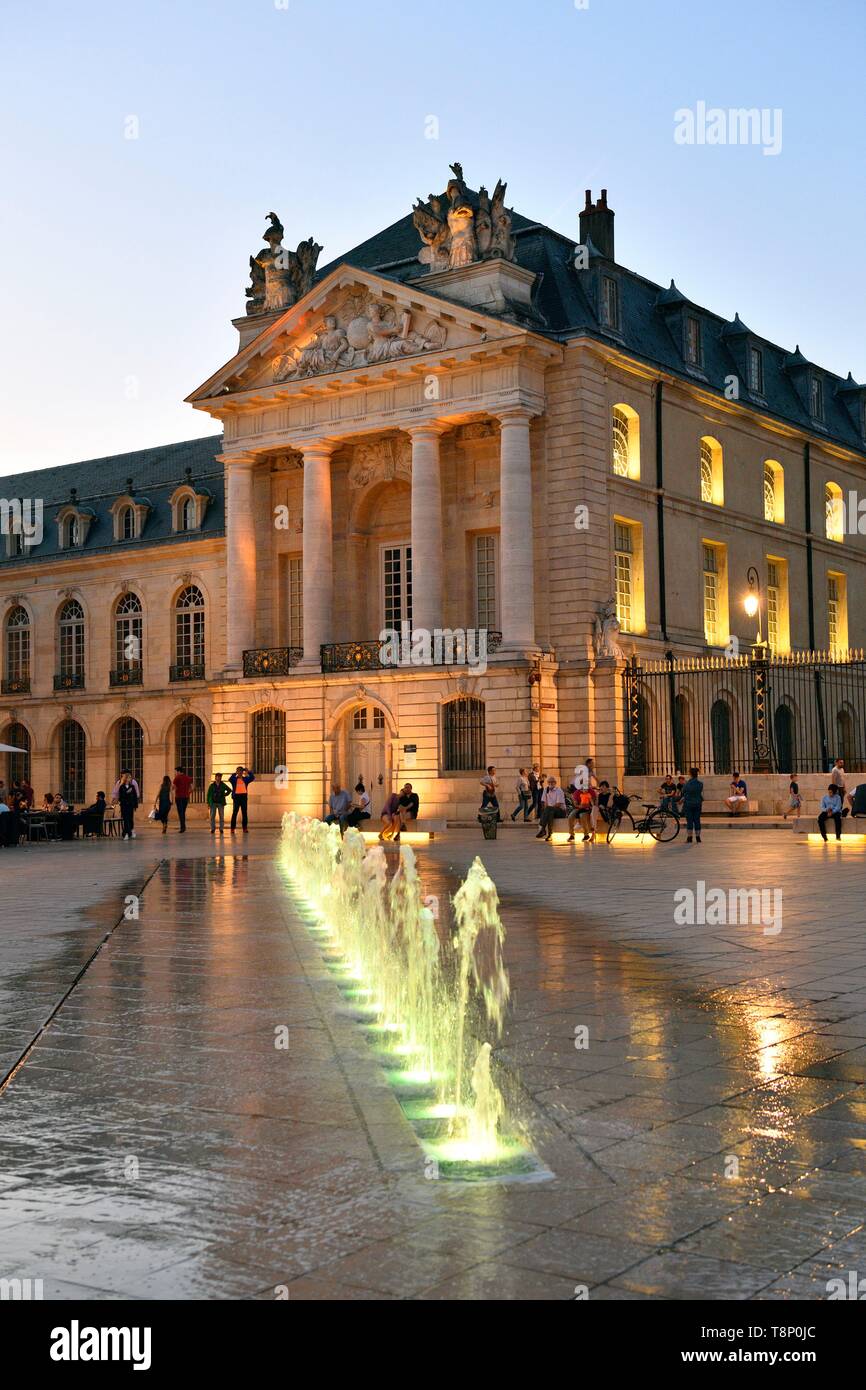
[412,162,517,273]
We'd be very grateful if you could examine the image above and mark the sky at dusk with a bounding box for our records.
[1,0,864,477]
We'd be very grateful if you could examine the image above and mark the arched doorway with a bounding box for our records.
[174,713,206,802]
[774,704,795,774]
[1,721,30,785]
[711,700,732,775]
[57,720,86,804]
[335,703,390,801]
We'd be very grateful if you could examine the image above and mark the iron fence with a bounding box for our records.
[624,648,866,777]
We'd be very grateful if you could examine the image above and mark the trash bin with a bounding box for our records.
[478,808,499,840]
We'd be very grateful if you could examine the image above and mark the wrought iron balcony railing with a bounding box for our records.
[170,662,205,682]
[1,676,30,695]
[321,631,502,673]
[54,672,85,691]
[109,667,143,687]
[243,647,303,677]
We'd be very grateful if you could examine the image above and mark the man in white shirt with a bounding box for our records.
[536,777,566,841]
[830,759,851,813]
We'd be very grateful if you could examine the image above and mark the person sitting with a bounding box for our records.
[379,789,402,841]
[324,783,353,835]
[537,777,567,841]
[659,773,678,813]
[596,780,612,824]
[345,780,372,829]
[818,784,844,842]
[725,773,749,815]
[81,792,108,837]
[41,791,55,812]
[395,783,419,840]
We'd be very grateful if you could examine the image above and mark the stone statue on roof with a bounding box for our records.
[246,213,323,316]
[412,163,516,273]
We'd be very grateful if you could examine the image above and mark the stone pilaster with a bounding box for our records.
[408,423,446,635]
[299,442,334,670]
[222,454,257,671]
[496,407,537,651]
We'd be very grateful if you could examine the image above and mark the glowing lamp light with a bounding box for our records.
[744,593,759,618]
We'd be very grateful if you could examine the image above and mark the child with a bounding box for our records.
[782,777,802,829]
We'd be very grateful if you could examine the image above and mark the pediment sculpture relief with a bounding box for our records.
[413,162,517,273]
[246,212,322,316]
[271,295,446,383]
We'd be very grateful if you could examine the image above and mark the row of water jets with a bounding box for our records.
[280,813,517,1165]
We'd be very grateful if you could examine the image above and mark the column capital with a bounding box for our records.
[405,419,449,439]
[298,439,336,463]
[494,404,538,426]
[217,451,257,468]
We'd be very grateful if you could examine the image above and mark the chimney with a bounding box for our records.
[579,188,615,261]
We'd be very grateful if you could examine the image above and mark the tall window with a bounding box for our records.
[179,497,195,532]
[475,535,497,629]
[601,276,619,330]
[3,721,30,784]
[251,707,286,775]
[685,316,702,366]
[58,600,85,680]
[58,719,86,804]
[764,461,784,523]
[62,515,80,549]
[175,585,205,669]
[287,555,303,647]
[176,713,206,803]
[749,346,764,394]
[115,592,143,673]
[825,482,844,542]
[383,545,412,630]
[614,521,633,632]
[5,606,30,689]
[700,437,723,505]
[116,717,144,795]
[810,375,824,420]
[828,573,848,655]
[703,544,720,646]
[442,696,485,772]
[700,441,713,502]
[611,404,639,479]
[120,506,135,540]
[767,561,780,653]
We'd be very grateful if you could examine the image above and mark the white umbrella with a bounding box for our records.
[0,743,27,753]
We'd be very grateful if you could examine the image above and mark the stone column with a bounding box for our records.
[223,454,257,671]
[497,407,537,651]
[300,441,334,670]
[408,423,446,635]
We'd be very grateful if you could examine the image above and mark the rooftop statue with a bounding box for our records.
[413,163,516,273]
[245,213,322,316]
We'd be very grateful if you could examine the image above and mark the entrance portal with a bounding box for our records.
[336,704,389,807]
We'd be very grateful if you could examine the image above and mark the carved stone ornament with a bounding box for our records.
[593,597,624,661]
[246,212,322,317]
[348,437,412,490]
[64,703,74,718]
[413,163,517,273]
[458,421,497,441]
[271,294,446,383]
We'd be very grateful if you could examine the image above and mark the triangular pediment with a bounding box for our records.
[186,265,523,404]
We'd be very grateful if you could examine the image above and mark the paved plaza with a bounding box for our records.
[1,824,865,1301]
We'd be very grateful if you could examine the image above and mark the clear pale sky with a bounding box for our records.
[1,0,864,478]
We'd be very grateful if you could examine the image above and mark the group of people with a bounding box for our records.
[324,780,420,842]
[478,759,619,843]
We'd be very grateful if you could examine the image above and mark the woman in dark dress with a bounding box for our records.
[154,775,173,835]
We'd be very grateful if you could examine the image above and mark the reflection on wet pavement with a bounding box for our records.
[0,830,865,1299]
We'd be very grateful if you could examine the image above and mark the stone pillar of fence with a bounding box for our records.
[591,655,628,787]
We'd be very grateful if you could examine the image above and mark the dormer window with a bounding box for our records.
[810,375,824,421]
[685,316,702,367]
[110,493,149,543]
[749,346,764,394]
[169,482,209,534]
[121,506,135,539]
[180,497,195,531]
[601,276,620,331]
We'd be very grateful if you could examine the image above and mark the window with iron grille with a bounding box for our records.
[251,707,286,775]
[767,561,780,653]
[442,696,485,772]
[5,721,30,783]
[175,585,205,666]
[475,534,497,629]
[749,346,764,394]
[703,545,720,646]
[700,441,714,503]
[115,592,143,671]
[58,600,85,678]
[176,714,206,803]
[287,555,303,647]
[59,720,86,804]
[611,408,630,477]
[614,522,633,632]
[5,606,30,683]
[116,717,144,796]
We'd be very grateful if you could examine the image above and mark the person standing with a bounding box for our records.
[229,765,255,833]
[510,768,533,821]
[172,765,192,833]
[830,759,850,814]
[528,765,541,820]
[113,771,139,841]
[153,775,173,835]
[111,767,141,804]
[207,772,230,835]
[682,767,704,844]
[818,784,843,841]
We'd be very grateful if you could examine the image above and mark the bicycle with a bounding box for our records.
[605,790,680,843]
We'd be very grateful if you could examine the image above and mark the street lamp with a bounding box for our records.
[744,566,763,648]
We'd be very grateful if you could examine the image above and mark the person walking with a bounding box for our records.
[113,771,139,841]
[818,784,844,841]
[480,766,500,820]
[229,765,255,833]
[207,772,230,835]
[528,764,542,820]
[782,777,802,829]
[682,766,704,844]
[153,775,173,835]
[172,765,192,833]
[510,768,533,821]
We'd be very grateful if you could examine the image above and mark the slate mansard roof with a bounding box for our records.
[0,435,224,567]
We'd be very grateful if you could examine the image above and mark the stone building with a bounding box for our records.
[3,175,866,818]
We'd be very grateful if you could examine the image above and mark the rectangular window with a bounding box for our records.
[828,572,848,655]
[475,534,497,630]
[287,555,303,647]
[614,521,633,633]
[601,276,619,330]
[811,376,824,420]
[767,560,780,652]
[383,544,412,630]
[749,346,764,394]
[702,542,729,648]
[685,316,702,366]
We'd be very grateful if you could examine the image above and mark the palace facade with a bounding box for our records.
[3,176,866,819]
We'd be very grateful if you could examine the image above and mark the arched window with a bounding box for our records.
[700,436,723,505]
[115,716,144,796]
[442,696,485,772]
[4,606,30,692]
[175,713,206,803]
[710,700,732,775]
[251,707,286,775]
[764,461,784,523]
[673,692,691,774]
[58,600,85,683]
[826,482,844,542]
[61,515,80,549]
[611,404,639,479]
[114,592,143,680]
[836,704,862,771]
[2,721,30,784]
[175,586,205,675]
[120,506,136,540]
[179,496,195,532]
[774,704,795,775]
[58,719,86,804]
